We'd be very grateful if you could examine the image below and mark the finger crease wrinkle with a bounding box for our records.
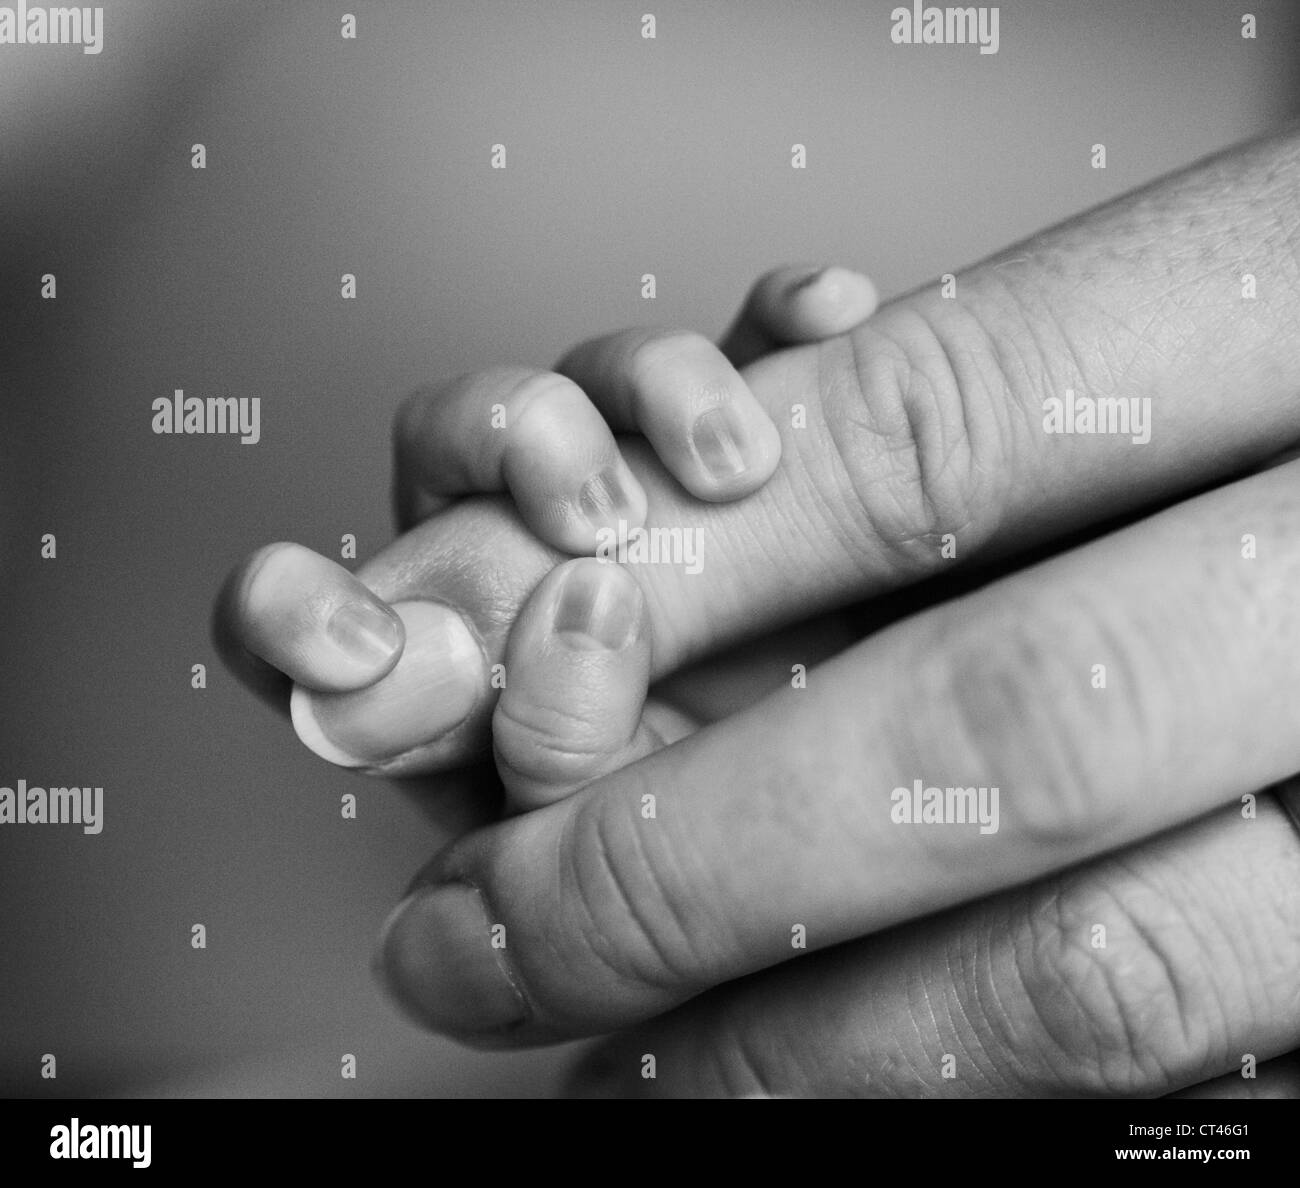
[588,804,696,991]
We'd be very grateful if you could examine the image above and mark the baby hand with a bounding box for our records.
[214,266,877,774]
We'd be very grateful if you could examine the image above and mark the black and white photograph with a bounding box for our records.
[2,0,1299,1166]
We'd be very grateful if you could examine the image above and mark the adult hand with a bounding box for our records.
[379,455,1300,1097]
[371,127,1300,1094]
[218,125,1300,1094]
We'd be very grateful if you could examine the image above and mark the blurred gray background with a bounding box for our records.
[1,0,1296,1096]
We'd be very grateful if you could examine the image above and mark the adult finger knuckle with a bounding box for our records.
[822,297,1032,573]
[693,1017,791,1098]
[561,786,711,998]
[1006,872,1214,1094]
[926,594,1152,850]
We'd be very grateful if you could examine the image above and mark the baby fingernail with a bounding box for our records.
[326,599,404,669]
[291,599,484,768]
[692,406,750,482]
[376,882,528,1037]
[578,466,640,532]
[554,562,643,651]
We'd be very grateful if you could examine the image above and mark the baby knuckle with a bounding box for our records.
[627,330,710,389]
[504,370,587,429]
[492,696,611,789]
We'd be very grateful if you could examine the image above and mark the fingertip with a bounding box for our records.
[551,557,647,652]
[504,556,648,661]
[685,397,782,502]
[290,682,369,768]
[494,558,651,809]
[240,542,406,692]
[782,266,878,337]
[290,598,488,774]
[514,457,649,558]
[501,384,649,556]
[569,458,650,552]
